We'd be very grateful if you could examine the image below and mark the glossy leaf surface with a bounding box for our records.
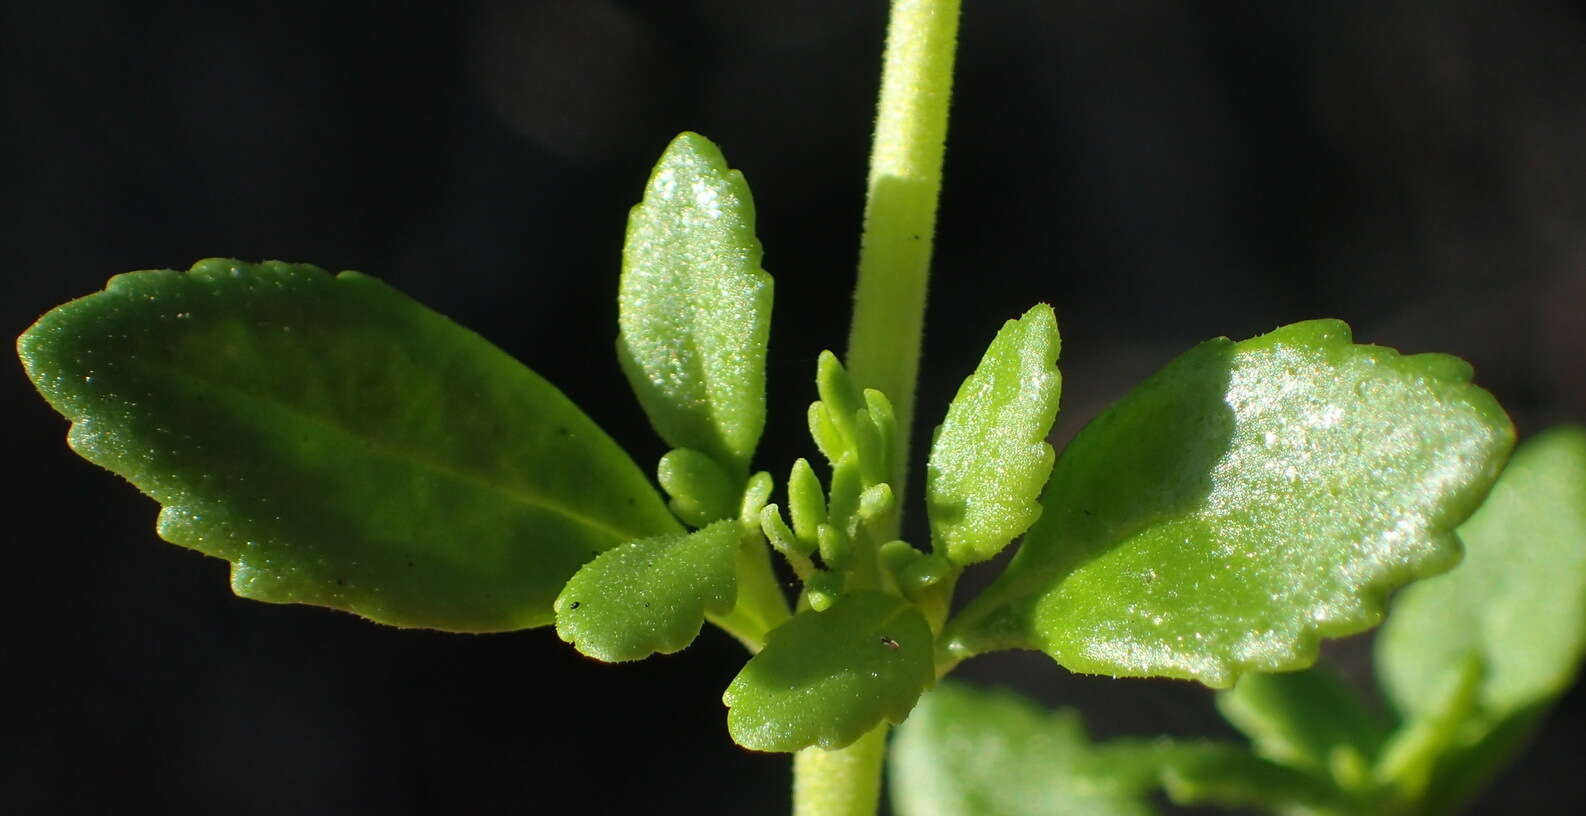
[619,131,771,474]
[890,682,1162,816]
[948,320,1513,686]
[19,259,677,631]
[554,520,738,662]
[724,590,933,752]
[1377,425,1586,720]
[926,304,1061,565]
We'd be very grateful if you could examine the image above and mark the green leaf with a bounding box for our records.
[723,590,933,752]
[947,320,1513,686]
[1377,425,1586,720]
[926,304,1061,565]
[657,447,738,527]
[554,520,739,662]
[19,259,677,632]
[618,131,772,474]
[1217,666,1386,786]
[1160,743,1350,816]
[890,682,1164,816]
[1373,427,1586,810]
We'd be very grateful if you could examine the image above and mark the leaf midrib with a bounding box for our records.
[133,360,657,547]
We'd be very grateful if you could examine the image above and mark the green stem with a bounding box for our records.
[710,530,794,652]
[793,724,890,816]
[845,0,962,509]
[795,1,962,815]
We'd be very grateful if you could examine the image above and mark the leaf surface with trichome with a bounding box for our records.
[723,590,933,752]
[554,520,738,662]
[619,131,771,475]
[948,320,1513,686]
[1377,425,1586,719]
[926,304,1061,565]
[19,259,677,632]
[1373,426,1586,811]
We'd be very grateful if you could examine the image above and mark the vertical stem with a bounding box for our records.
[846,0,963,508]
[794,2,963,815]
[793,724,890,816]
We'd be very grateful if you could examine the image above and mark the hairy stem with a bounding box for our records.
[793,724,890,816]
[796,1,963,814]
[845,0,962,511]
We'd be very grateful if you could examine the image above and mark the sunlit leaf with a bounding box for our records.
[1377,426,1586,719]
[723,590,933,752]
[947,320,1512,686]
[926,304,1061,565]
[554,520,739,662]
[1374,426,1586,811]
[619,131,771,474]
[19,259,677,632]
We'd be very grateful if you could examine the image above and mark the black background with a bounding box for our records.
[4,1,1584,813]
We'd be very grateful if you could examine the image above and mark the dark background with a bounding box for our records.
[4,1,1584,813]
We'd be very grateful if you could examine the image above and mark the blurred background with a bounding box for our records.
[3,0,1583,812]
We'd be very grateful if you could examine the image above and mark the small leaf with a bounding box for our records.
[890,682,1164,816]
[948,320,1513,686]
[657,447,737,527]
[1217,666,1386,783]
[926,304,1061,565]
[787,457,827,548]
[19,260,678,632]
[618,131,772,474]
[1376,425,1586,720]
[554,520,739,662]
[723,590,933,752]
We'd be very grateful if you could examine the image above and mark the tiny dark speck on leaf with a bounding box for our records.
[557,426,571,437]
[644,602,651,608]
[569,601,581,609]
[880,636,899,650]
[335,577,345,586]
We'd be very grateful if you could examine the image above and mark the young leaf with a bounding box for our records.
[553,520,739,662]
[19,259,678,632]
[947,320,1513,687]
[723,590,933,752]
[657,447,738,527]
[618,131,772,475]
[1217,666,1386,783]
[926,304,1061,565]
[890,682,1163,816]
[1376,425,1586,720]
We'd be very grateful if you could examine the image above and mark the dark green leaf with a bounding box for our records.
[1217,666,1386,783]
[890,682,1163,816]
[554,520,738,662]
[947,320,1513,686]
[618,132,772,474]
[723,590,933,752]
[19,259,677,632]
[1377,426,1586,720]
[926,304,1061,565]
